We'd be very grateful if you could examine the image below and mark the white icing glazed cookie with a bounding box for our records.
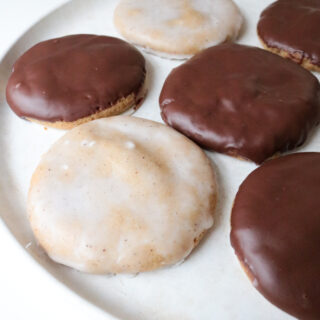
[113,0,243,59]
[28,116,217,274]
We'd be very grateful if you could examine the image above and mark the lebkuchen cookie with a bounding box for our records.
[258,0,320,72]
[28,116,217,274]
[6,35,146,129]
[160,43,320,164]
[231,152,320,320]
[114,0,243,59]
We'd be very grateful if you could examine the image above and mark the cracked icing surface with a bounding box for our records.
[114,0,243,59]
[28,116,217,274]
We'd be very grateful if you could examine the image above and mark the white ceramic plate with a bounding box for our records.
[0,1,319,319]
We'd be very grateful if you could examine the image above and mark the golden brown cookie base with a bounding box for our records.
[27,91,143,130]
[239,260,254,283]
[259,37,320,73]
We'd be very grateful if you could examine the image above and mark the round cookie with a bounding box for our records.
[258,0,320,72]
[230,153,320,319]
[28,116,217,274]
[159,43,320,164]
[114,0,243,59]
[6,35,146,129]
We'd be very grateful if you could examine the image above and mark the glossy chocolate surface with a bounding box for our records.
[258,0,320,67]
[6,34,146,122]
[231,152,320,320]
[159,43,320,163]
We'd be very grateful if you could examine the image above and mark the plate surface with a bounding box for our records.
[0,1,319,319]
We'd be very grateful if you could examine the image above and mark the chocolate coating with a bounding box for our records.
[159,43,320,164]
[258,0,320,68]
[231,152,320,320]
[6,34,146,122]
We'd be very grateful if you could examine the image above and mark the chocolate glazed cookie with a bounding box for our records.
[159,43,320,164]
[230,152,320,320]
[258,0,320,72]
[6,34,146,129]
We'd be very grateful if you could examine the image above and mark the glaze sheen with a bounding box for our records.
[159,43,320,163]
[258,0,320,67]
[28,116,216,273]
[231,153,320,320]
[6,34,146,122]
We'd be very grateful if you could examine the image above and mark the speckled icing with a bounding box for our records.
[114,0,243,59]
[28,116,216,274]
